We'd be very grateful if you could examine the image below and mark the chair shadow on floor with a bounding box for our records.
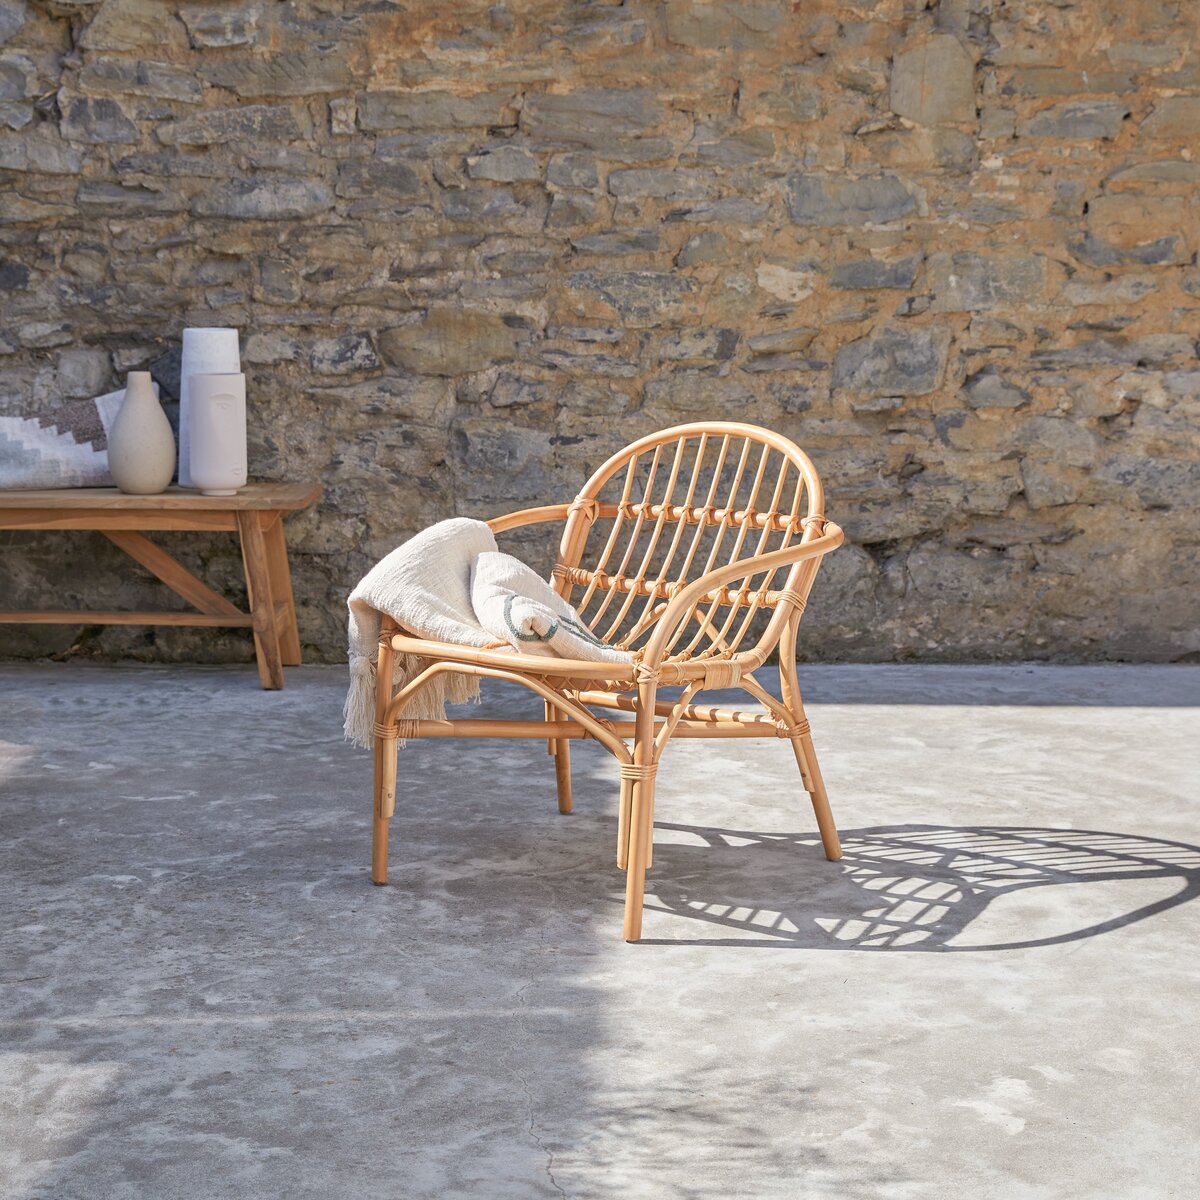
[635,823,1200,950]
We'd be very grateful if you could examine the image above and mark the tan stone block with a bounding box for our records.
[1142,97,1200,139]
[889,34,976,126]
[378,309,520,376]
[79,0,187,53]
[1087,194,1190,249]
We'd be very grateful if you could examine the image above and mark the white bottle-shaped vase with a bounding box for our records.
[188,372,247,496]
[179,327,240,488]
[107,372,176,495]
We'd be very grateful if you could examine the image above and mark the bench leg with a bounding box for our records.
[262,514,301,666]
[236,511,284,690]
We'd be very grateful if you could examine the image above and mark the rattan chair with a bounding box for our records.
[370,421,845,941]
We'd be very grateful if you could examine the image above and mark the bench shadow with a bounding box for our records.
[635,823,1200,950]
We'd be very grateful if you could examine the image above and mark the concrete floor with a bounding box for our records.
[1,662,1198,1200]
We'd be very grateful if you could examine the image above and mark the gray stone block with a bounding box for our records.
[0,2,26,47]
[643,370,755,412]
[668,197,770,224]
[785,173,916,226]
[192,177,334,219]
[465,145,540,182]
[202,55,361,98]
[335,159,421,199]
[178,4,259,49]
[1031,335,1195,368]
[963,366,1030,409]
[1020,101,1129,139]
[0,132,82,173]
[608,168,716,200]
[689,125,776,166]
[831,255,921,290]
[158,104,305,146]
[546,152,597,190]
[76,180,187,213]
[747,328,819,355]
[927,252,1046,312]
[522,89,661,146]
[571,229,659,255]
[675,232,726,267]
[566,270,694,325]
[359,90,516,131]
[311,333,379,375]
[329,97,356,136]
[55,347,110,398]
[59,94,137,143]
[546,192,600,228]
[657,328,738,361]
[78,59,202,104]
[0,50,36,101]
[1003,68,1133,96]
[833,325,951,397]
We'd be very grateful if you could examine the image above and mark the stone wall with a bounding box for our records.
[2,0,1197,665]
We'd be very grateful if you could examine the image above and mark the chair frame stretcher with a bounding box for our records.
[368,422,845,941]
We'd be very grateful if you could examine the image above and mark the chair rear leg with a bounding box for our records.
[545,700,573,814]
[553,738,573,814]
[616,778,631,868]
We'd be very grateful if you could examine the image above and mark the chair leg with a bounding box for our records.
[788,713,841,862]
[622,680,658,942]
[372,731,396,884]
[544,700,572,814]
[553,738,573,814]
[616,778,631,869]
[372,626,397,885]
[622,771,656,941]
[779,634,842,862]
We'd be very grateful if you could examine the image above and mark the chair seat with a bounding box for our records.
[388,629,639,683]
[387,629,760,691]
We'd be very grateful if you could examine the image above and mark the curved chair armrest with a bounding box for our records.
[487,503,574,534]
[641,521,845,666]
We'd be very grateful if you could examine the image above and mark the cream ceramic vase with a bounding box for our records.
[188,372,247,496]
[107,372,176,495]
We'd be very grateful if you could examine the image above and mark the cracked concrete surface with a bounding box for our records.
[1,663,1198,1199]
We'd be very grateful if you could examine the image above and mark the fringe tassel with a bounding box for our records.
[343,648,482,751]
[343,653,377,750]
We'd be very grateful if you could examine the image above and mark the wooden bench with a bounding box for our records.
[0,483,322,689]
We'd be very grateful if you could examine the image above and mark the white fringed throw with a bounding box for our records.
[343,518,629,748]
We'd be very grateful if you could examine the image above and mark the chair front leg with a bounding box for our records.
[778,638,841,862]
[372,628,397,885]
[787,715,840,861]
[621,676,658,942]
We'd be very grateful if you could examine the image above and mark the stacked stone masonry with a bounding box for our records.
[1,0,1197,663]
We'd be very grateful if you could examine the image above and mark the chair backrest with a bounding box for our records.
[554,422,828,662]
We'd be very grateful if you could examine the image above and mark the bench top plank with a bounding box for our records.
[0,483,321,512]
